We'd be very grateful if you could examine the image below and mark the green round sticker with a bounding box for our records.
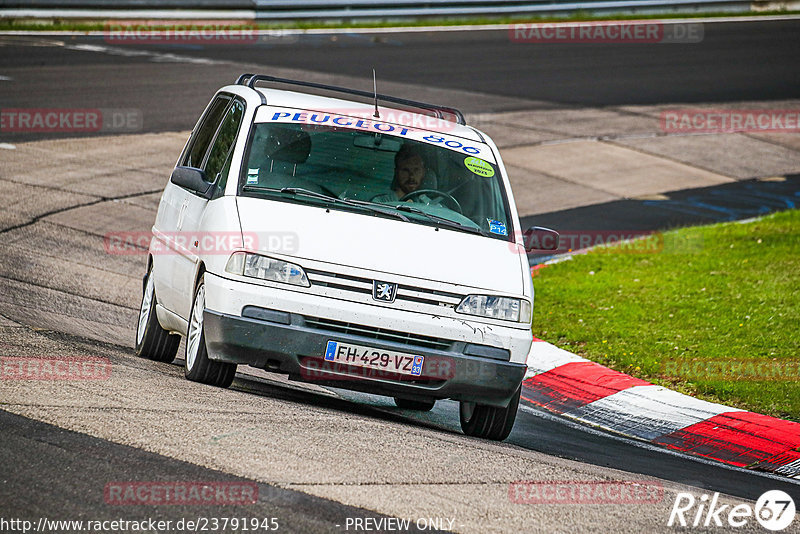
[464,156,495,177]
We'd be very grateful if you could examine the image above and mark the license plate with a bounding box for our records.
[324,341,424,377]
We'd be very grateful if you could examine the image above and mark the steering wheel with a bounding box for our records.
[399,189,463,214]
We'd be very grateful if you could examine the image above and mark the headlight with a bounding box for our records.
[456,295,531,323]
[225,252,310,287]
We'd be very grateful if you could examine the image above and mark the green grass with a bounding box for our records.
[0,10,798,32]
[531,209,800,421]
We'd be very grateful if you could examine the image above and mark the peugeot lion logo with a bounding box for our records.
[372,281,398,302]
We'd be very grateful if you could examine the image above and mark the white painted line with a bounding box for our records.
[64,43,217,65]
[0,36,220,65]
[0,143,16,150]
[525,340,588,378]
[0,75,12,81]
[565,384,741,441]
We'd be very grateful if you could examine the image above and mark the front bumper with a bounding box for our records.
[203,309,527,408]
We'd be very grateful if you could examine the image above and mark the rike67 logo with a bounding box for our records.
[668,490,795,531]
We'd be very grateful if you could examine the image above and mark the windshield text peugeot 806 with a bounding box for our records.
[135,75,558,441]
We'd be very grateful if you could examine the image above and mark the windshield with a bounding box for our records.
[238,113,513,240]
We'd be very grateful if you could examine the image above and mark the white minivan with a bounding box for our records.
[135,74,558,441]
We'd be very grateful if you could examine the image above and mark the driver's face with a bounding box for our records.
[395,155,425,195]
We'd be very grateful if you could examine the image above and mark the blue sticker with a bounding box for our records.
[324,341,337,361]
[411,356,424,376]
[488,219,508,236]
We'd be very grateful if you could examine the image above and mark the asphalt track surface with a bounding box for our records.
[0,19,798,137]
[146,20,800,106]
[1,410,433,534]
[1,20,799,533]
[524,174,800,262]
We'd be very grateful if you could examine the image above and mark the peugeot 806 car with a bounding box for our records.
[135,74,558,441]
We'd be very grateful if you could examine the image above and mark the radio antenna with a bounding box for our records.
[372,68,380,119]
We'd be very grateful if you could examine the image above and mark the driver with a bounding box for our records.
[372,145,428,203]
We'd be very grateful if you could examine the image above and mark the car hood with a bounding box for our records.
[236,197,524,295]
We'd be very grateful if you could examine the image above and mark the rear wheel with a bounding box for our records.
[184,274,236,388]
[394,397,436,411]
[135,266,179,363]
[459,385,521,441]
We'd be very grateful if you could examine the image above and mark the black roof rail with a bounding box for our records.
[235,73,255,85]
[236,73,466,126]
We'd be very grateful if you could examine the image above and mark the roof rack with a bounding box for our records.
[235,73,466,126]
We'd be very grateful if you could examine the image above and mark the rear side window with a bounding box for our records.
[205,99,245,184]
[183,95,231,169]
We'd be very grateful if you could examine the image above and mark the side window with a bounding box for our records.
[204,99,245,186]
[182,95,231,169]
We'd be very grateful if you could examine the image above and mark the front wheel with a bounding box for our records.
[184,274,236,388]
[135,266,179,363]
[459,385,521,441]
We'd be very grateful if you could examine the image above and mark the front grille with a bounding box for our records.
[303,316,454,351]
[306,269,373,294]
[305,268,463,309]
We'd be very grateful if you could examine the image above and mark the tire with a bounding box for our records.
[394,397,436,411]
[184,274,236,388]
[135,266,180,363]
[459,385,521,441]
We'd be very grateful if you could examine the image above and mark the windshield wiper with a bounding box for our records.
[334,197,419,222]
[281,188,411,221]
[392,204,488,236]
[242,186,409,222]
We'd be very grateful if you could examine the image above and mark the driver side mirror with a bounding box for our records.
[524,226,560,252]
[170,166,213,199]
